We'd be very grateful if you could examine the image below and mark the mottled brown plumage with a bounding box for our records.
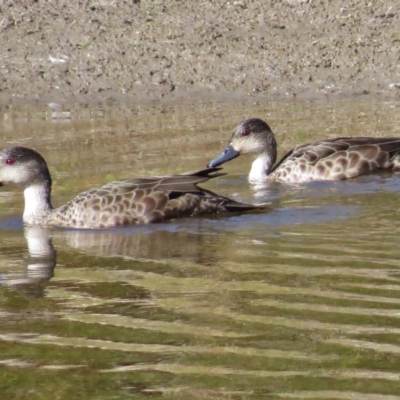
[0,146,266,229]
[208,118,400,183]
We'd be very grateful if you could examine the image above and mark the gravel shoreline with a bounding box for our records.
[1,0,400,104]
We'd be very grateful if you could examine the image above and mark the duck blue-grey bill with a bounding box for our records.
[207,144,240,168]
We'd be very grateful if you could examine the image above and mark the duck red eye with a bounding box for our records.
[6,158,15,165]
[241,130,251,137]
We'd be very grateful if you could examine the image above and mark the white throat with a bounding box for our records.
[248,154,274,184]
[23,184,53,225]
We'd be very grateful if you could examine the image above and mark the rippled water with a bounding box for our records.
[1,98,400,399]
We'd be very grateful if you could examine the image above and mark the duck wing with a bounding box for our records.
[293,136,400,161]
[51,168,267,228]
[271,136,400,175]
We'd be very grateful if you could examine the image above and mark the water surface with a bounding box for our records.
[1,98,400,399]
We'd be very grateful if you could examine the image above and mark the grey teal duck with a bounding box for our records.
[0,146,266,229]
[208,118,400,184]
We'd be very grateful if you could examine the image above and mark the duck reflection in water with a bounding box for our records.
[0,227,56,298]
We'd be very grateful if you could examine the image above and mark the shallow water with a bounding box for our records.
[1,98,400,399]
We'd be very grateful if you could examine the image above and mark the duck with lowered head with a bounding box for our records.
[208,118,400,184]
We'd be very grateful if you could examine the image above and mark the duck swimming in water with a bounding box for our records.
[0,146,266,229]
[208,118,400,184]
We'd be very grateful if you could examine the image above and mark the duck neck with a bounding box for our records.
[248,152,276,183]
[23,182,53,225]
